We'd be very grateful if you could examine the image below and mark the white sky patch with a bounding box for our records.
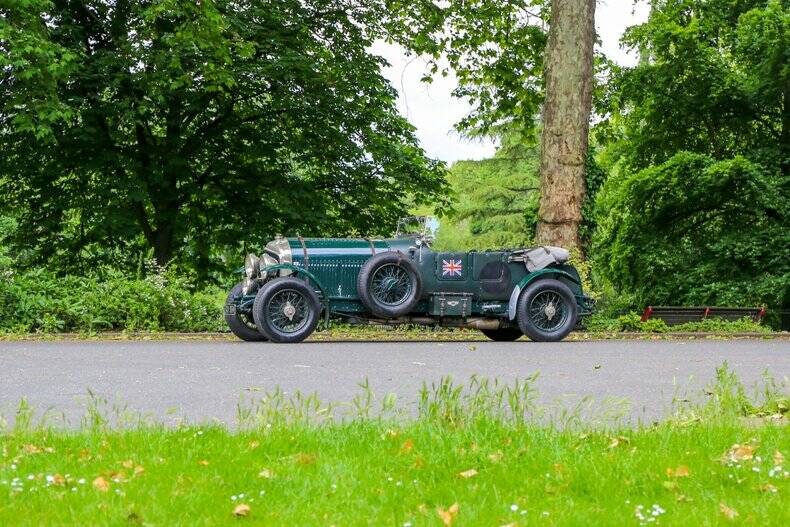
[372,1,650,164]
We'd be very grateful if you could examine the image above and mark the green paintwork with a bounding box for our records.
[238,236,593,324]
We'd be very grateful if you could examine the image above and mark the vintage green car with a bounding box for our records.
[224,221,593,343]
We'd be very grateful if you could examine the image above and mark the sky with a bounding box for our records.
[371,1,650,164]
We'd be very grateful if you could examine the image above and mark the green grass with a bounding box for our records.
[1,369,788,526]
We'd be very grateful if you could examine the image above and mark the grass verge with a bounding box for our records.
[1,368,788,526]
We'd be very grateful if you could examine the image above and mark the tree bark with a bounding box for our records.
[536,0,596,250]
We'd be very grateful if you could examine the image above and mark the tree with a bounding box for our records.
[534,0,596,249]
[0,0,446,276]
[434,133,540,250]
[593,0,789,309]
[390,0,599,249]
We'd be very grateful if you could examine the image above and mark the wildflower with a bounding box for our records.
[510,504,519,512]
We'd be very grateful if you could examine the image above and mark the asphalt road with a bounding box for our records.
[1,339,788,427]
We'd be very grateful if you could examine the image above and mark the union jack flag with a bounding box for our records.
[442,259,463,277]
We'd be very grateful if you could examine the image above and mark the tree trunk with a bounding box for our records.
[535,0,596,250]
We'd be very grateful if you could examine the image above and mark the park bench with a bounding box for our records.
[641,306,765,326]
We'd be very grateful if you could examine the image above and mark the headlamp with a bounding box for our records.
[244,253,260,278]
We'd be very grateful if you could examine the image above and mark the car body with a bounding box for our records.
[224,225,594,343]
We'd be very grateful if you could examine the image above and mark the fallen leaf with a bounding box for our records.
[593,363,601,370]
[552,463,564,474]
[198,460,210,466]
[133,465,145,477]
[233,503,251,517]
[121,459,134,469]
[499,523,517,527]
[720,502,738,520]
[488,450,503,463]
[258,468,274,479]
[724,444,754,462]
[400,439,414,453]
[608,436,630,449]
[676,494,692,502]
[22,444,41,454]
[437,503,459,526]
[759,483,778,493]
[468,345,477,352]
[108,470,127,482]
[92,476,110,492]
[458,469,478,479]
[295,452,316,465]
[248,440,260,450]
[666,465,690,477]
[51,473,66,486]
[774,450,784,466]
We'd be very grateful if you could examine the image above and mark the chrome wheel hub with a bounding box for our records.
[544,302,556,321]
[282,302,296,321]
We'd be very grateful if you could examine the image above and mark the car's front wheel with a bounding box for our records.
[516,278,577,342]
[253,277,321,343]
[225,283,268,342]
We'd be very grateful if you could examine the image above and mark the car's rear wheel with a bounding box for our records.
[253,277,321,343]
[516,278,577,342]
[225,283,268,342]
[480,327,523,341]
[357,251,422,318]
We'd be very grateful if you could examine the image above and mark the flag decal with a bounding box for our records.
[441,259,463,277]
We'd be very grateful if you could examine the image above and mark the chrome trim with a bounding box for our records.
[265,235,293,276]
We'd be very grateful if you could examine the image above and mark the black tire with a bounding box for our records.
[253,277,321,343]
[356,251,423,318]
[516,278,578,342]
[225,283,268,342]
[480,327,523,341]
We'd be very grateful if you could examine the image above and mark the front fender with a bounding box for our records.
[260,263,331,328]
[507,268,582,321]
[261,264,329,300]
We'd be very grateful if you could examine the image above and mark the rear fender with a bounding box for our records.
[507,268,582,320]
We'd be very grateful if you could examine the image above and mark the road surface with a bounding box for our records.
[1,339,787,426]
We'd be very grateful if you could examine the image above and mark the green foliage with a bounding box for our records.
[585,312,768,333]
[594,0,789,310]
[388,1,548,138]
[594,152,788,308]
[0,214,16,269]
[0,267,225,333]
[0,0,447,278]
[603,0,788,170]
[433,135,539,250]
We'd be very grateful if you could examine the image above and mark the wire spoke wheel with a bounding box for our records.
[528,291,569,331]
[266,289,309,334]
[371,264,413,307]
[239,313,257,331]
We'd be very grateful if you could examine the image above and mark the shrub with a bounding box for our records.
[0,268,226,334]
[592,153,789,311]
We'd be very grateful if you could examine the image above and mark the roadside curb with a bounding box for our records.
[1,331,787,342]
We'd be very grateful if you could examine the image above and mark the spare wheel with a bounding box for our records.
[356,251,422,318]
